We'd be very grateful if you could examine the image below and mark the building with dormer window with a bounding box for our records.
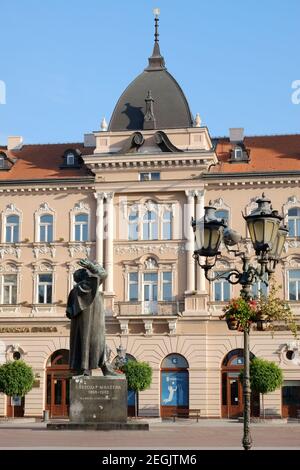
[0,14,299,420]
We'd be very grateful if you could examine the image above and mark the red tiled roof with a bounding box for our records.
[213,134,300,174]
[0,143,94,181]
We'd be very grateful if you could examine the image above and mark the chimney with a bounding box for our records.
[84,133,96,147]
[229,128,244,143]
[7,136,23,150]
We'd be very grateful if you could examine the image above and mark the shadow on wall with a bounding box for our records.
[122,103,144,130]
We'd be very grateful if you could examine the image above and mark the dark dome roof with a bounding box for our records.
[109,41,193,131]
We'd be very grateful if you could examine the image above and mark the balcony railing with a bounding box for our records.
[116,301,183,316]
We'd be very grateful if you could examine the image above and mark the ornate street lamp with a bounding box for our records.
[192,193,287,451]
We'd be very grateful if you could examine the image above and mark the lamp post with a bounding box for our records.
[192,193,288,451]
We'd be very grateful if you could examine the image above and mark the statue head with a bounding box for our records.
[73,268,89,284]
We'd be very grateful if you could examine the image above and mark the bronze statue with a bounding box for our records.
[66,259,117,376]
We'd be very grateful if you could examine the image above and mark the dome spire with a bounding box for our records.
[145,8,166,71]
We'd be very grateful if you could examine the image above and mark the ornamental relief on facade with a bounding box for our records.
[33,245,56,259]
[68,244,91,257]
[115,243,185,255]
[0,262,19,273]
[0,246,21,259]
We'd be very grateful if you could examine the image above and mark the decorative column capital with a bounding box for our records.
[195,189,205,200]
[94,191,106,201]
[105,192,114,202]
[185,190,197,199]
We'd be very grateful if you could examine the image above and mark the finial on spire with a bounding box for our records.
[145,8,166,71]
[101,117,108,132]
[153,8,160,43]
[194,113,201,127]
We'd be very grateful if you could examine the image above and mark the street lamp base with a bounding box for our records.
[242,435,253,451]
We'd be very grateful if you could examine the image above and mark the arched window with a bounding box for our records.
[161,354,189,369]
[288,208,300,237]
[49,349,70,367]
[161,354,189,417]
[143,208,158,240]
[221,349,258,418]
[6,215,19,243]
[39,214,53,242]
[74,213,89,241]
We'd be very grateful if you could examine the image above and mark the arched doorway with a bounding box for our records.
[112,353,137,417]
[221,349,259,418]
[46,349,72,418]
[160,353,189,418]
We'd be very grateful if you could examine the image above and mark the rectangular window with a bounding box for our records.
[5,215,19,243]
[143,210,158,240]
[2,274,17,304]
[128,210,138,241]
[38,274,53,304]
[252,275,268,298]
[129,272,138,301]
[39,214,53,242]
[214,272,230,301]
[139,172,160,181]
[288,270,300,300]
[162,210,172,240]
[74,214,88,241]
[162,271,172,301]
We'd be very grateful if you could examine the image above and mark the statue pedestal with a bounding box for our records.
[47,375,149,431]
[70,375,127,423]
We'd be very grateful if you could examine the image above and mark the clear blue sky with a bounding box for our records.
[1,0,299,144]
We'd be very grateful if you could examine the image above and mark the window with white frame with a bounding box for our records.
[288,208,300,237]
[139,172,160,181]
[162,209,172,240]
[127,263,173,303]
[74,213,88,241]
[128,209,138,241]
[1,274,17,304]
[37,273,53,304]
[234,147,243,160]
[215,209,229,226]
[213,272,231,301]
[39,214,53,242]
[288,270,300,301]
[0,156,4,168]
[162,271,172,301]
[143,209,158,240]
[66,152,75,166]
[252,274,268,298]
[129,272,138,301]
[5,215,19,243]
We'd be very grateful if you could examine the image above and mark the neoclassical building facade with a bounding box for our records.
[0,18,299,419]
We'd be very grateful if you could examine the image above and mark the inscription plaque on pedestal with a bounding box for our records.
[69,376,127,423]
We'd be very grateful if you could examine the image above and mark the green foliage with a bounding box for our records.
[219,297,257,331]
[0,361,35,397]
[220,283,298,336]
[121,360,152,393]
[240,358,283,395]
[257,283,298,337]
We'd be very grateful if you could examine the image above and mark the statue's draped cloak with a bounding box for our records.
[66,274,105,370]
